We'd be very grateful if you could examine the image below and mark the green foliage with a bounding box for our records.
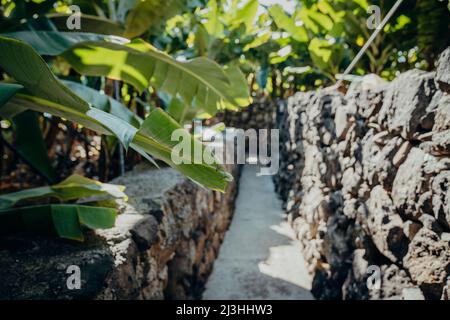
[0,35,232,191]
[417,0,450,65]
[0,204,117,241]
[308,38,344,79]
[47,13,125,35]
[0,174,127,209]
[0,0,449,201]
[3,30,251,119]
[13,110,56,183]
[123,0,186,39]
[269,5,308,42]
[1,30,124,56]
[0,174,124,240]
[0,83,22,106]
[62,39,250,112]
[62,80,142,128]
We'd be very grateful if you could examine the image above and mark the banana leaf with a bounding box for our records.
[0,174,127,210]
[61,80,142,128]
[0,36,231,191]
[0,30,128,56]
[47,13,125,36]
[2,31,252,115]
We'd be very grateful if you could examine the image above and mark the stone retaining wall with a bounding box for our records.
[275,48,450,300]
[0,164,239,300]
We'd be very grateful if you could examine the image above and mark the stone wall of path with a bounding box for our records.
[274,47,450,300]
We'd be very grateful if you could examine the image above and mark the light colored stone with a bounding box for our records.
[402,287,425,300]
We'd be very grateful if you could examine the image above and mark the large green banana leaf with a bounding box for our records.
[0,174,123,241]
[62,39,251,113]
[0,174,126,210]
[61,80,142,128]
[0,31,128,56]
[166,64,251,122]
[133,108,233,189]
[2,31,252,116]
[47,13,125,36]
[0,36,231,191]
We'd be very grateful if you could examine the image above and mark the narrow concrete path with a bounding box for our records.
[203,165,313,300]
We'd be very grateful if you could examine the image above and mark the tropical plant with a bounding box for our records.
[0,174,124,241]
[0,1,252,193]
[0,0,255,240]
[1,0,449,205]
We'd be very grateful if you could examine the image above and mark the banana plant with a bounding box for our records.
[0,174,125,241]
[2,30,251,121]
[0,36,232,192]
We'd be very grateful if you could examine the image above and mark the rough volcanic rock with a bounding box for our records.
[376,264,414,300]
[436,47,450,93]
[431,170,450,228]
[430,94,450,155]
[403,228,450,299]
[366,186,409,262]
[378,69,436,139]
[392,147,428,219]
[361,130,403,190]
[274,52,450,300]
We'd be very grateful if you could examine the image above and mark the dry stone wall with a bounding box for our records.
[0,163,239,300]
[275,48,450,300]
